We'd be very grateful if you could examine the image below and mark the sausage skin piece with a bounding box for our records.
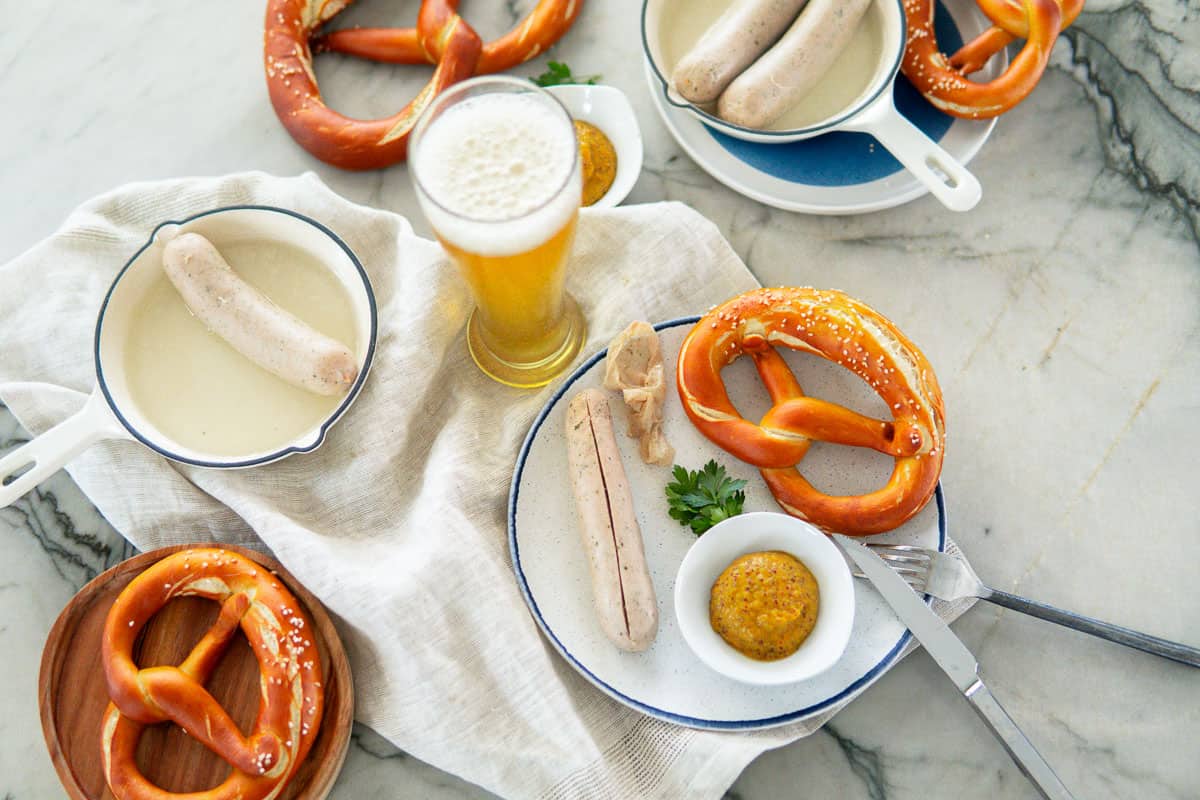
[671,0,811,105]
[717,0,873,129]
[162,233,358,396]
[565,389,658,652]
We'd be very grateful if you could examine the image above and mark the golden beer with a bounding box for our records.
[410,77,586,387]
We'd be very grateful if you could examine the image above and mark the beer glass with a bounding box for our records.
[410,76,586,388]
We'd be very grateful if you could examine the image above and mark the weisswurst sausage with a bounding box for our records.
[671,0,810,104]
[162,232,358,396]
[718,0,872,129]
[565,389,658,652]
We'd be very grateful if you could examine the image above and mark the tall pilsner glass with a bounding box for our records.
[410,76,586,388]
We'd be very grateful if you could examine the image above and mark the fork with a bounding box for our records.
[857,544,1200,668]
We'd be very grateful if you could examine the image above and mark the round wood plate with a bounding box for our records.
[39,544,354,800]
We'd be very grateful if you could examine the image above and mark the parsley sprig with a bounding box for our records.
[530,61,601,87]
[665,460,748,536]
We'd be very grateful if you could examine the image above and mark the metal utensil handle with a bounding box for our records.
[988,590,1200,668]
[965,680,1075,800]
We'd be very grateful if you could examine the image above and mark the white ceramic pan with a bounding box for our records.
[643,0,983,211]
[0,206,377,509]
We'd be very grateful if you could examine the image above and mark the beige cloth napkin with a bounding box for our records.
[0,172,973,799]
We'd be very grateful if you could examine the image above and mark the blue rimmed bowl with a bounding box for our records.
[642,0,984,210]
[0,206,377,509]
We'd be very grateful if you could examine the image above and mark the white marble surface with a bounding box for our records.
[2,1,1198,799]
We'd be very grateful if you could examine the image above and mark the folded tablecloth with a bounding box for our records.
[0,172,973,799]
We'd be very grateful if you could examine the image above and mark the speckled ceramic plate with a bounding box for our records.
[509,318,946,730]
[642,0,1005,215]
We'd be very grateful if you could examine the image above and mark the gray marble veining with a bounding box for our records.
[1,1,1197,798]
[1061,2,1200,239]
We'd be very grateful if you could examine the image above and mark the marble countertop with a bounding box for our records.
[2,1,1197,799]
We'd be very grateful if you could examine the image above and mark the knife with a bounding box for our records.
[834,535,1075,800]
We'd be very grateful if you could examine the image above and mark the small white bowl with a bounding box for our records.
[674,512,855,685]
[545,84,643,208]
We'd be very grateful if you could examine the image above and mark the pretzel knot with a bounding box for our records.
[901,0,1082,119]
[101,549,324,800]
[264,0,584,170]
[677,288,946,536]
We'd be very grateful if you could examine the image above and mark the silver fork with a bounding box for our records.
[857,544,1200,668]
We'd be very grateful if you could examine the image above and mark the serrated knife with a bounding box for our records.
[834,535,1075,800]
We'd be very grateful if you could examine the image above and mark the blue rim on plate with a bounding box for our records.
[93,205,378,469]
[508,316,947,729]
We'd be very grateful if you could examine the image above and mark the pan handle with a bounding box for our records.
[842,89,983,212]
[0,386,126,509]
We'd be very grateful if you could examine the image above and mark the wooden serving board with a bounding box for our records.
[39,544,354,800]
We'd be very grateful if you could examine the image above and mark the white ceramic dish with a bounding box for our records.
[643,0,1005,215]
[0,206,377,509]
[642,0,981,210]
[509,317,946,729]
[546,84,643,208]
[674,512,855,685]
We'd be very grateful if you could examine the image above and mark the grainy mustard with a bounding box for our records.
[574,120,617,206]
[709,550,819,661]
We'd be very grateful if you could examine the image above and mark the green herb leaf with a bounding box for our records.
[530,61,601,87]
[665,459,747,535]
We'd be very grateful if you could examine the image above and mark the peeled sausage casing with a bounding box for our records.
[565,389,659,652]
[162,232,358,396]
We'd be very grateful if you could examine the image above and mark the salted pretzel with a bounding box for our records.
[264,0,583,170]
[949,0,1084,73]
[316,0,584,75]
[901,0,1081,119]
[677,288,945,536]
[101,548,324,800]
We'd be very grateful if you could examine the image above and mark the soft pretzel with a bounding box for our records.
[901,0,1073,119]
[264,0,583,170]
[948,0,1084,74]
[265,0,481,170]
[676,288,945,535]
[316,0,584,75]
[101,548,324,800]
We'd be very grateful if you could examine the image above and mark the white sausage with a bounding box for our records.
[717,0,873,129]
[671,0,810,105]
[565,389,658,652]
[162,232,358,396]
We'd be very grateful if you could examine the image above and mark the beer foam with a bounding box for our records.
[413,93,580,257]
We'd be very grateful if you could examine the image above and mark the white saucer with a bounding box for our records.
[643,0,1006,215]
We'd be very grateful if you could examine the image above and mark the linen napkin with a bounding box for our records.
[0,172,974,800]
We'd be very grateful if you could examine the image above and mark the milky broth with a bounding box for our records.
[124,240,358,457]
[661,0,886,130]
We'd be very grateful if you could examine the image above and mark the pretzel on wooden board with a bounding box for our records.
[676,288,945,536]
[264,0,583,170]
[901,0,1079,119]
[101,548,324,800]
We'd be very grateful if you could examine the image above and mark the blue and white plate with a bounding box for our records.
[509,318,946,730]
[643,0,1005,215]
